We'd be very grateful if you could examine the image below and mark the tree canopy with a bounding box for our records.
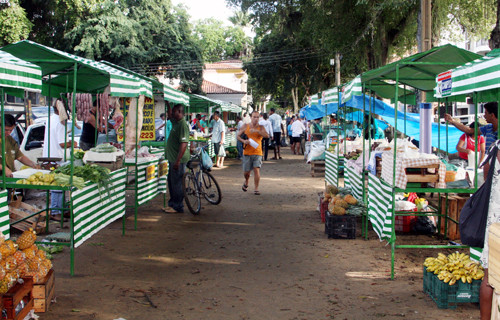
[192,18,251,62]
[0,0,32,46]
[228,0,498,111]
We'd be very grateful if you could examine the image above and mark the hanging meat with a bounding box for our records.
[124,95,145,156]
[111,96,124,131]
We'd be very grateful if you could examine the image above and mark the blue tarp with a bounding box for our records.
[302,93,464,153]
[344,97,463,153]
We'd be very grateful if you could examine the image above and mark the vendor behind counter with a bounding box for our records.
[0,114,40,177]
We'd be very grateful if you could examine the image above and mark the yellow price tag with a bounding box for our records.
[146,165,156,181]
[159,162,168,177]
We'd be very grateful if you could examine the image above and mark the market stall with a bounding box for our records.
[433,49,500,263]
[1,40,152,275]
[0,50,43,241]
[360,44,482,278]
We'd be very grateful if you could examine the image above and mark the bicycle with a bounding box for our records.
[182,146,222,214]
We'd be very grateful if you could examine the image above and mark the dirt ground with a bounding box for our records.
[36,148,480,320]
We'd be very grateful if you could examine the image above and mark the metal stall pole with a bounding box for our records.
[70,62,78,276]
[390,64,400,280]
[134,97,140,230]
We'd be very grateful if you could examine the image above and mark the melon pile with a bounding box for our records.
[323,185,360,216]
[0,229,52,294]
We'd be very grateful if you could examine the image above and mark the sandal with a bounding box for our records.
[254,190,261,195]
[242,183,248,192]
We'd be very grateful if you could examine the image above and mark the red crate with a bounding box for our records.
[320,201,329,223]
[395,214,416,232]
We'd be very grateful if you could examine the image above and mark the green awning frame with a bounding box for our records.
[361,44,482,100]
[0,50,42,93]
[2,40,152,98]
[434,49,500,103]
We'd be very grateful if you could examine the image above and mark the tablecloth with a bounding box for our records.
[381,153,446,189]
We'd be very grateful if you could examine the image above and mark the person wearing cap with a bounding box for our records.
[0,114,40,177]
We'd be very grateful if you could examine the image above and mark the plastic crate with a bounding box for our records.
[325,213,356,239]
[395,214,416,232]
[423,266,481,309]
[320,201,328,223]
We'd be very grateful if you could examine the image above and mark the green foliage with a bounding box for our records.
[65,0,204,93]
[229,0,498,110]
[0,0,32,46]
[193,18,251,62]
[20,0,101,49]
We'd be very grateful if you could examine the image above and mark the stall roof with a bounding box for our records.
[0,50,42,93]
[341,75,362,103]
[100,60,190,106]
[189,94,221,113]
[322,87,339,105]
[434,50,500,102]
[1,40,152,98]
[361,44,481,93]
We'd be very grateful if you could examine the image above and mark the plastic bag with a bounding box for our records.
[412,216,437,234]
[201,149,213,170]
[307,140,325,163]
[218,145,226,157]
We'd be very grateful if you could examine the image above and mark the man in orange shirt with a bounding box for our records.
[237,111,269,195]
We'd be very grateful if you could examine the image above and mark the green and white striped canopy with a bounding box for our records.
[2,40,152,98]
[435,53,500,99]
[308,93,320,105]
[220,103,242,113]
[0,50,42,92]
[321,87,339,105]
[164,84,190,106]
[341,75,362,103]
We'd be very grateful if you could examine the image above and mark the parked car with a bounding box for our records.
[13,119,82,171]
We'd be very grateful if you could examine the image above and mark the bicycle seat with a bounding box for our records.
[187,159,200,169]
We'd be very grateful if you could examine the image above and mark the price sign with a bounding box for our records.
[146,164,156,181]
[159,162,168,177]
[118,97,156,141]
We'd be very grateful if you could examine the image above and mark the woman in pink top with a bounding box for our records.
[456,122,485,165]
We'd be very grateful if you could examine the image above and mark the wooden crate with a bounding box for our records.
[405,164,440,183]
[310,160,325,177]
[488,223,500,291]
[2,277,34,320]
[33,268,55,313]
[439,195,468,240]
[8,201,46,234]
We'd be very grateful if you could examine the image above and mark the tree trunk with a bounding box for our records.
[490,0,500,49]
[291,87,299,114]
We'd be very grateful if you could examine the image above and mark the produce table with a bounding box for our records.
[381,153,447,189]
[1,168,127,275]
[367,173,470,278]
[325,151,343,187]
[124,156,167,230]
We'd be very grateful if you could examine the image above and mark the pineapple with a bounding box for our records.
[4,256,17,271]
[22,245,38,259]
[26,257,40,272]
[0,279,10,294]
[16,228,36,250]
[13,251,25,265]
[0,240,17,257]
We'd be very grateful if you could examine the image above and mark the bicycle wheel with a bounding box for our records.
[201,171,222,205]
[182,172,201,214]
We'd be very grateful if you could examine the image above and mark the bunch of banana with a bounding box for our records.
[424,252,485,285]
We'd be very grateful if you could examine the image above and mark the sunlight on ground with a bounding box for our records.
[182,220,256,226]
[126,215,162,222]
[145,256,241,265]
[345,271,389,280]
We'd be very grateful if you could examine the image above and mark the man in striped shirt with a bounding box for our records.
[444,101,498,175]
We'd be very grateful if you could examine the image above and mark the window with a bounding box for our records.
[27,126,45,144]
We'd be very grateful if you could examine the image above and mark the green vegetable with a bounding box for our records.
[54,173,86,189]
[74,150,85,160]
[90,144,117,153]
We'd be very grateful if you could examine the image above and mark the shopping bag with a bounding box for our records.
[201,149,213,170]
[218,145,226,157]
[459,145,498,248]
